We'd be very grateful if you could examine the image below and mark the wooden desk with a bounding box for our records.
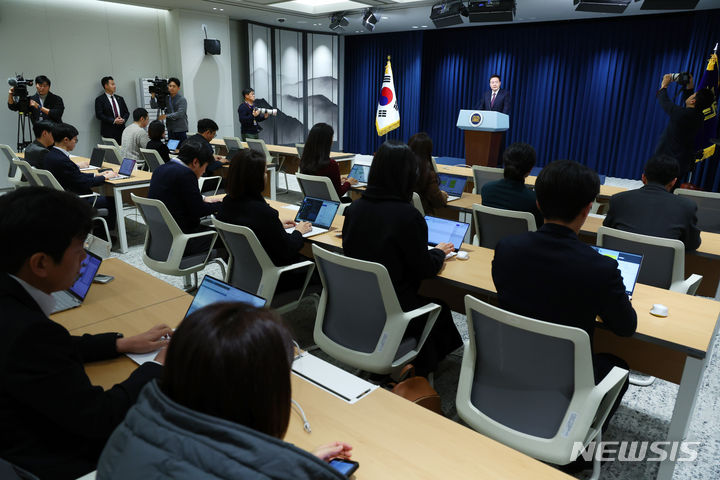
[77,294,571,480]
[51,258,188,333]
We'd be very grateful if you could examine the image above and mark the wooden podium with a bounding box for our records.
[456,110,509,167]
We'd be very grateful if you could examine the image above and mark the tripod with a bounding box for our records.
[16,112,32,152]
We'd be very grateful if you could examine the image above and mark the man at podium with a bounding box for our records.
[479,74,511,114]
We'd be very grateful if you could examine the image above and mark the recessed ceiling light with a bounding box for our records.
[212,7,216,10]
[421,25,427,28]
[411,25,418,28]
[381,16,389,19]
[298,20,307,23]
[219,8,224,11]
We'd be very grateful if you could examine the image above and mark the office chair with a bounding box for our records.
[0,144,24,191]
[100,137,120,148]
[295,143,305,156]
[11,159,39,186]
[411,192,425,216]
[457,295,627,480]
[246,138,288,195]
[97,144,122,165]
[296,173,349,215]
[675,188,720,234]
[471,204,537,249]
[471,165,504,194]
[311,244,441,375]
[139,148,165,172]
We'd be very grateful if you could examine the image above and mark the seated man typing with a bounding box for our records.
[0,187,171,480]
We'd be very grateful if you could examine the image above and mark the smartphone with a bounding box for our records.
[329,459,359,477]
[93,274,114,284]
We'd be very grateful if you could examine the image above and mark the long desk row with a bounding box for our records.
[266,198,720,480]
[54,257,573,479]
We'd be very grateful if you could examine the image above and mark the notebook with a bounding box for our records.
[51,250,103,314]
[113,158,136,179]
[166,139,180,151]
[425,216,470,253]
[185,276,266,317]
[437,173,468,202]
[348,164,370,187]
[285,196,341,238]
[591,246,643,298]
[79,147,106,171]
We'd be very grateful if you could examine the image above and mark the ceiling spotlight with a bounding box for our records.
[329,12,350,31]
[362,8,378,32]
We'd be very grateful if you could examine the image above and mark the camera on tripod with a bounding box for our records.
[671,72,691,87]
[148,77,169,109]
[8,74,33,114]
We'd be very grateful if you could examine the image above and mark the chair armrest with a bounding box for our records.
[276,260,315,275]
[670,274,703,295]
[586,366,628,434]
[78,193,99,207]
[392,303,442,366]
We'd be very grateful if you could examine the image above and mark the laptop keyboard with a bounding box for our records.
[51,291,80,313]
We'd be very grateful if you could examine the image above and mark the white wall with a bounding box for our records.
[0,0,170,156]
[175,10,235,138]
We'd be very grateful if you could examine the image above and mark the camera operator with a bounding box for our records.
[150,77,188,143]
[237,88,269,141]
[8,75,64,124]
[655,73,715,183]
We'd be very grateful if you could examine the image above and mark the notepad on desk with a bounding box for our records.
[292,352,377,404]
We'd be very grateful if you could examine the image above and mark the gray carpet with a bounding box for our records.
[110,174,719,479]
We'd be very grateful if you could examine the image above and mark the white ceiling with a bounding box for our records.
[105,0,720,35]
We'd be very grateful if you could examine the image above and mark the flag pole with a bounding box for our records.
[384,55,391,143]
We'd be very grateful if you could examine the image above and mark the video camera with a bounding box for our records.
[671,72,691,87]
[8,74,33,114]
[148,77,169,109]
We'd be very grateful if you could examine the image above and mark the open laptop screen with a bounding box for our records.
[349,164,369,183]
[166,139,180,151]
[68,251,103,300]
[118,158,136,176]
[591,246,643,296]
[437,173,467,197]
[425,216,470,252]
[295,197,340,229]
[185,276,266,318]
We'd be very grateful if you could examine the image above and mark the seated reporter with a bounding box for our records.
[145,119,171,163]
[342,141,462,377]
[409,132,447,215]
[97,302,351,479]
[186,118,227,177]
[0,187,171,480]
[300,123,356,202]
[24,120,55,168]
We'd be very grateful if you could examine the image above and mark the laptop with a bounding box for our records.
[285,196,341,238]
[51,250,103,314]
[80,147,106,171]
[166,139,180,151]
[425,216,470,253]
[437,173,468,202]
[591,246,644,298]
[113,158,136,179]
[185,276,266,317]
[348,164,370,187]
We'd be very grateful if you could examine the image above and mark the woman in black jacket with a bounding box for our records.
[342,141,462,377]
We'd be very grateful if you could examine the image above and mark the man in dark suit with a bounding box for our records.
[655,73,714,182]
[7,75,64,124]
[185,118,228,177]
[148,140,222,255]
[603,155,701,251]
[23,121,54,168]
[237,87,269,141]
[492,160,636,448]
[479,74,511,114]
[94,76,130,145]
[0,187,172,480]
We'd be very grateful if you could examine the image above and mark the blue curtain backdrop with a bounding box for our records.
[344,10,720,191]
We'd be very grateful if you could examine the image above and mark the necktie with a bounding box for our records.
[110,96,119,118]
[491,92,496,107]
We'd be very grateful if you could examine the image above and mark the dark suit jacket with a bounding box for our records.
[8,91,64,124]
[342,188,445,310]
[94,94,130,143]
[0,273,162,480]
[237,102,266,135]
[43,147,105,195]
[148,160,219,233]
[492,223,637,345]
[654,88,703,177]
[481,178,543,227]
[23,140,49,168]
[216,194,305,266]
[185,133,223,175]
[146,139,171,163]
[479,89,511,115]
[603,183,701,251]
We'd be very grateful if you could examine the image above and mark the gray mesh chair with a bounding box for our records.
[675,188,720,233]
[597,226,702,295]
[97,144,122,165]
[457,295,627,480]
[311,244,441,375]
[471,203,537,249]
[101,137,120,148]
[295,173,348,215]
[12,159,39,186]
[139,148,165,172]
[295,143,304,156]
[33,168,111,242]
[0,144,21,180]
[471,165,503,194]
[411,192,425,216]
[247,138,288,194]
[0,146,15,193]
[212,217,315,314]
[131,194,226,289]
[224,136,245,151]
